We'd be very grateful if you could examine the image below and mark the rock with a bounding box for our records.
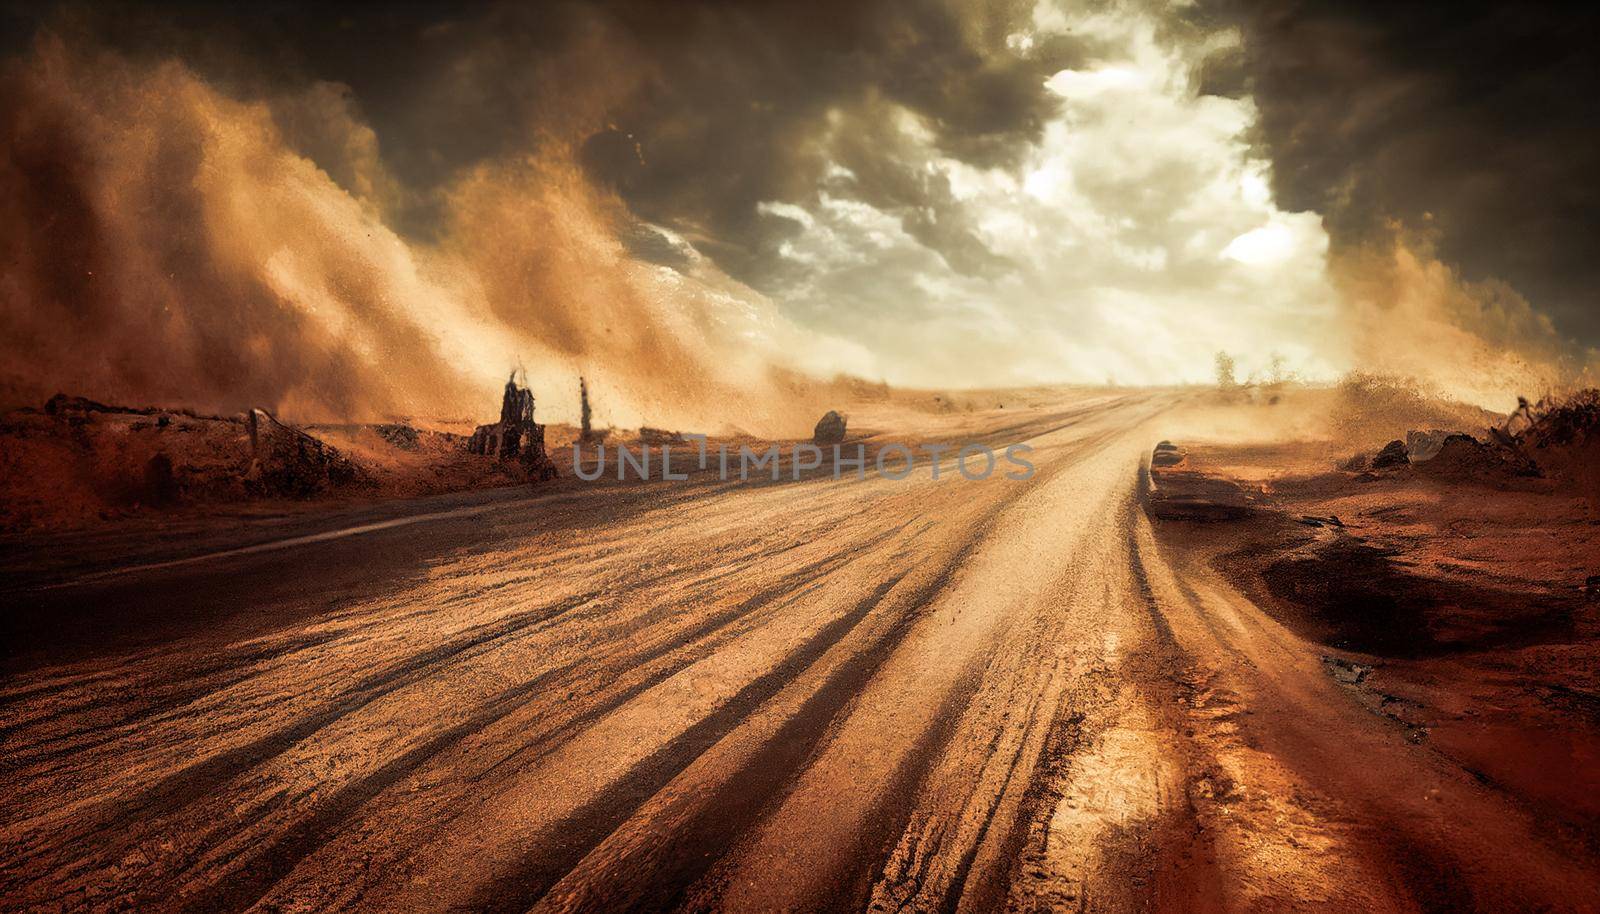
[813,411,847,445]
[1339,452,1369,472]
[1151,440,1186,468]
[1371,440,1409,468]
[372,424,420,450]
[1405,429,1452,462]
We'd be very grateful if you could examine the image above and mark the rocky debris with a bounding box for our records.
[372,424,420,450]
[1517,389,1600,448]
[1322,655,1373,685]
[1339,452,1370,472]
[1405,429,1452,462]
[1371,440,1410,468]
[1151,440,1185,468]
[245,409,363,498]
[813,410,847,446]
[639,427,686,446]
[45,393,144,417]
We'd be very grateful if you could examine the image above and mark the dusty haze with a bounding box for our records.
[1,1,1596,428]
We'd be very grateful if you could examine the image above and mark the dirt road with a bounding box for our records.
[3,391,1597,912]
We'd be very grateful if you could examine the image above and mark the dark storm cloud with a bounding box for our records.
[573,1,1082,284]
[3,0,1078,282]
[1210,0,1600,346]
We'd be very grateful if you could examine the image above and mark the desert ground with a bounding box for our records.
[2,385,1598,913]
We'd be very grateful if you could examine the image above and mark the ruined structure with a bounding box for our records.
[579,376,595,442]
[469,373,557,480]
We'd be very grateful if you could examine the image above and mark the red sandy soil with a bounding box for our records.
[0,397,576,533]
[1149,428,1600,847]
[0,385,1100,534]
[4,385,1600,912]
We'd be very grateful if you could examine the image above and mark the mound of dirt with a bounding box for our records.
[1514,389,1600,508]
[1412,433,1538,484]
[1145,442,1259,521]
[1,398,257,529]
[1254,529,1579,658]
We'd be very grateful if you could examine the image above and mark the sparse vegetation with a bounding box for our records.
[1214,351,1238,391]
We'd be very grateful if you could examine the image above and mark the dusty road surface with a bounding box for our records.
[3,389,1598,913]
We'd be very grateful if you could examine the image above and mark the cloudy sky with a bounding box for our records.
[1,0,1595,422]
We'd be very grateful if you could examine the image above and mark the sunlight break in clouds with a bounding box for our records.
[757,0,1347,388]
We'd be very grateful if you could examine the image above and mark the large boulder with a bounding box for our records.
[813,410,847,445]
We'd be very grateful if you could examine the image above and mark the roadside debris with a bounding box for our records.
[1497,389,1600,508]
[639,427,687,446]
[245,408,364,497]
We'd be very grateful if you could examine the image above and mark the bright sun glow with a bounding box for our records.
[1221,224,1297,266]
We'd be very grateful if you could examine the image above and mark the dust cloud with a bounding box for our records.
[1330,226,1600,409]
[0,37,870,434]
[3,23,1596,435]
